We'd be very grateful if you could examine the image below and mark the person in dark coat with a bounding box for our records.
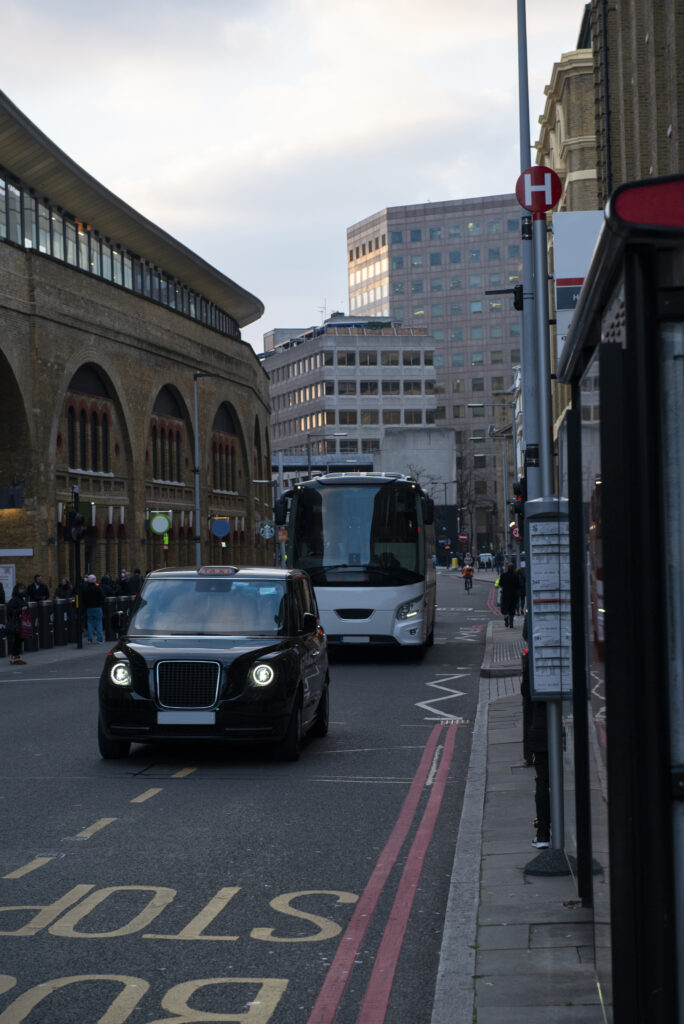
[80,574,105,643]
[128,568,143,597]
[99,574,120,598]
[499,562,520,628]
[54,577,74,599]
[7,582,29,665]
[27,574,49,602]
[0,581,5,605]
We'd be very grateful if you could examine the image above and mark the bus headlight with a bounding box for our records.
[249,662,275,687]
[110,661,132,687]
[397,599,421,621]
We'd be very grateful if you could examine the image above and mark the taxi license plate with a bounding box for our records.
[157,711,216,725]
[340,635,370,644]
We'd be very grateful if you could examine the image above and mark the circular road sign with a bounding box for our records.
[511,525,521,540]
[210,517,230,538]
[149,513,171,535]
[515,165,562,216]
[458,532,468,543]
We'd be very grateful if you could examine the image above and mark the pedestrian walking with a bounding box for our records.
[27,574,49,602]
[498,562,520,628]
[99,574,120,598]
[515,562,526,615]
[81,574,105,643]
[7,582,30,665]
[128,568,143,597]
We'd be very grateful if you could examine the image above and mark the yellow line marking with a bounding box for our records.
[131,788,163,803]
[172,767,197,778]
[4,857,55,879]
[74,818,117,839]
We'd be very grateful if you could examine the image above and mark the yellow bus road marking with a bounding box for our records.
[4,857,55,879]
[73,818,117,839]
[172,767,197,778]
[131,788,163,804]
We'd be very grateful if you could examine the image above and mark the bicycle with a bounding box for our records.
[463,571,473,592]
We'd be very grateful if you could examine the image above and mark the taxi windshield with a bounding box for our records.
[128,579,288,636]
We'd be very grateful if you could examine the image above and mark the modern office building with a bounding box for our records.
[0,89,270,589]
[346,196,523,552]
[262,314,437,490]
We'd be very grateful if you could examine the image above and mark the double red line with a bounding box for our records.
[307,722,458,1024]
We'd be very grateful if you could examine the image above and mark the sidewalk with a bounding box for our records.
[432,617,608,1024]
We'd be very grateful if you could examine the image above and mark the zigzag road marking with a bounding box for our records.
[416,673,467,720]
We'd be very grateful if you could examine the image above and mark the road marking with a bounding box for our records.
[131,788,163,803]
[416,674,466,720]
[306,725,442,1024]
[4,857,55,879]
[172,767,197,778]
[358,723,459,1023]
[426,745,443,787]
[73,818,117,839]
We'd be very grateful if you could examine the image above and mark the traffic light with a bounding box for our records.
[510,478,527,526]
[513,284,523,311]
[67,509,86,542]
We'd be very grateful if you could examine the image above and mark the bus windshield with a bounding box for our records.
[289,480,426,586]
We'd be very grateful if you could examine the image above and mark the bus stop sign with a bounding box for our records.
[516,165,562,217]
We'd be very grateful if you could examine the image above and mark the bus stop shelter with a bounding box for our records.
[558,175,683,1022]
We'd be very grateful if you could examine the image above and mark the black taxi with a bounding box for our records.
[97,566,329,761]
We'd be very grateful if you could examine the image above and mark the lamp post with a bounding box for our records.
[306,431,347,479]
[193,371,220,568]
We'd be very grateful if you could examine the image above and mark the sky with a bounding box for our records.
[3,0,587,352]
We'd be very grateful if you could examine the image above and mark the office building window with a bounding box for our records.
[359,350,377,365]
[452,378,464,393]
[338,381,357,395]
[472,378,485,391]
[392,281,405,294]
[488,246,500,260]
[430,252,442,266]
[382,410,401,424]
[404,380,422,395]
[381,351,399,366]
[471,326,484,341]
[510,348,521,362]
[470,300,483,314]
[391,230,403,243]
[324,381,335,395]
[469,248,480,262]
[510,322,521,336]
[339,410,358,425]
[404,409,422,424]
[325,410,335,424]
[453,405,464,418]
[489,272,503,288]
[475,480,488,496]
[430,277,443,291]
[382,381,400,395]
[450,302,463,316]
[425,381,435,395]
[449,276,463,290]
[491,350,504,364]
[337,351,356,366]
[410,254,424,267]
[448,224,461,237]
[429,226,442,240]
[507,218,519,232]
[487,220,502,234]
[412,304,425,318]
[472,405,485,416]
[489,299,503,312]
[360,381,378,395]
[491,376,504,390]
[449,251,462,265]
[424,351,433,365]
[452,352,465,367]
[508,244,521,258]
[469,274,482,288]
[340,439,358,453]
[361,409,379,424]
[411,280,424,293]
[468,220,481,236]
[432,329,444,342]
[393,305,405,319]
[403,351,421,366]
[450,328,464,343]
[471,352,484,365]
[391,256,404,269]
[474,454,487,468]
[410,229,422,242]
[362,438,381,452]
[434,353,445,368]
[431,303,444,318]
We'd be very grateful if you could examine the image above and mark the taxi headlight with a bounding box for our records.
[249,662,275,687]
[110,661,132,687]
[397,599,421,621]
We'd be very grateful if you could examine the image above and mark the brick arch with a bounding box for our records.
[148,384,193,484]
[211,401,248,493]
[0,349,32,486]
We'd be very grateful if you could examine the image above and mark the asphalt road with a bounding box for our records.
[0,569,497,1024]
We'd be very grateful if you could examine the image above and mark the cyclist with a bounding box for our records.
[462,563,474,592]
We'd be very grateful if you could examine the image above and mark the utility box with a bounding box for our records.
[525,497,572,700]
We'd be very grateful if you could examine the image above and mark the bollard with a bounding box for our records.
[38,600,55,650]
[67,598,79,643]
[53,598,69,646]
[104,596,118,641]
[25,601,40,652]
[0,604,6,659]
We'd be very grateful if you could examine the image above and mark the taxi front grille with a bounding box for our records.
[156,661,221,709]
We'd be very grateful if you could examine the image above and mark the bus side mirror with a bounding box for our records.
[423,498,435,526]
[274,496,289,526]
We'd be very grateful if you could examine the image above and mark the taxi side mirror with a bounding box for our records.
[301,611,317,634]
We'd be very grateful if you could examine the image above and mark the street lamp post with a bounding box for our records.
[193,371,220,568]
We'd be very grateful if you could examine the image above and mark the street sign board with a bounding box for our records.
[458,532,467,543]
[511,525,520,540]
[150,513,171,535]
[259,521,275,539]
[515,165,562,216]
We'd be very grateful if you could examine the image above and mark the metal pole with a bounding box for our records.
[193,375,201,568]
[502,437,509,561]
[306,437,312,480]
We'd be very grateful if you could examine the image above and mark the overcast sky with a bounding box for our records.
[4,0,586,352]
